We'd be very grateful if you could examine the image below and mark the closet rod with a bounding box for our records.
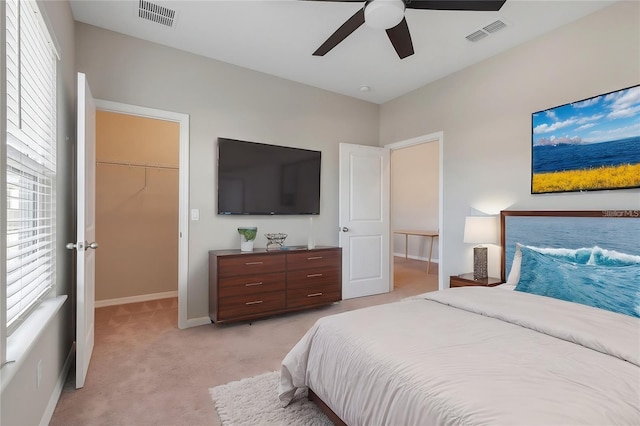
[96,160,178,170]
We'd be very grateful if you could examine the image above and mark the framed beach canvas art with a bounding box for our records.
[531,84,640,194]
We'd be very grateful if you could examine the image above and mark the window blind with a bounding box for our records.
[5,0,58,333]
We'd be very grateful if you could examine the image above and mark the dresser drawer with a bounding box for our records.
[218,291,286,320]
[287,249,341,271]
[219,272,285,298]
[287,283,341,309]
[218,253,286,278]
[287,268,340,289]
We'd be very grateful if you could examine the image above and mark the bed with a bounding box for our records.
[279,210,640,425]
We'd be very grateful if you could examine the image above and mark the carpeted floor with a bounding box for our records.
[50,257,437,426]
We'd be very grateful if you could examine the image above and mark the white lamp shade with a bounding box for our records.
[464,216,499,245]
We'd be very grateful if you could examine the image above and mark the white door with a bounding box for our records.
[339,143,390,299]
[71,72,97,388]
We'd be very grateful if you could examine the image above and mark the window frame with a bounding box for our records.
[2,0,59,365]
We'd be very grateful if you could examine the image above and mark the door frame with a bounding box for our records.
[94,99,190,329]
[385,131,444,291]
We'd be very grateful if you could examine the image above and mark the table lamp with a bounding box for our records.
[464,216,498,279]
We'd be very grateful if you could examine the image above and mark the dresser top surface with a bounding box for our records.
[209,246,340,256]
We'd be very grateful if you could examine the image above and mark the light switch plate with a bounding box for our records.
[191,209,199,221]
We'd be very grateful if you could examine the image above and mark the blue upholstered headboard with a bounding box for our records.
[500,210,640,282]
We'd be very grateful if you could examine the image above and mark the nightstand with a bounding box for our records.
[450,273,502,288]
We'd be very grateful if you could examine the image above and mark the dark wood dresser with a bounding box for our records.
[209,247,342,323]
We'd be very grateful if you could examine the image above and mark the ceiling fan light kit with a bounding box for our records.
[309,0,507,59]
[365,0,405,30]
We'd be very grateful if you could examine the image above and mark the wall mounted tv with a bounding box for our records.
[217,138,321,215]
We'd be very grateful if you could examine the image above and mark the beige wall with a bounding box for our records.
[1,1,76,425]
[95,111,179,301]
[380,1,640,282]
[391,142,439,260]
[75,22,380,321]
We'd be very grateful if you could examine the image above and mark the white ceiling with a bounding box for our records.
[70,0,616,104]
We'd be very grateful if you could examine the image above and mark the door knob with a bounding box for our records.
[86,242,99,250]
[66,242,77,250]
[341,227,349,232]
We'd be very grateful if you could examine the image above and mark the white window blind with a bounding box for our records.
[5,0,58,333]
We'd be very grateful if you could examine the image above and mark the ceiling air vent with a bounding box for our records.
[483,20,507,34]
[465,19,508,42]
[466,30,488,42]
[138,0,176,28]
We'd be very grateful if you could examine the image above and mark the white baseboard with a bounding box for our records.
[95,291,178,308]
[40,343,74,426]
[393,253,440,263]
[186,316,212,328]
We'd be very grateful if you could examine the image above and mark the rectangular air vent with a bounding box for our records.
[138,0,176,28]
[483,20,507,34]
[465,30,488,42]
[466,19,508,42]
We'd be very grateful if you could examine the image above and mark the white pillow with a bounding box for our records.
[506,243,523,285]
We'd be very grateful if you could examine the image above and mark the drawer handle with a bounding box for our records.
[307,273,323,278]
[245,300,263,305]
[308,293,323,297]
[245,261,263,265]
[307,256,323,260]
[245,282,263,287]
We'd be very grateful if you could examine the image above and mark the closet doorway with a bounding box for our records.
[93,101,190,329]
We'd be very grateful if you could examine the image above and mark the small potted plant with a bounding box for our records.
[237,227,257,252]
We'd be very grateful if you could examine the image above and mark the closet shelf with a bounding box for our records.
[96,160,178,170]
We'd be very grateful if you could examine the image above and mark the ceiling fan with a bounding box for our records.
[307,0,507,59]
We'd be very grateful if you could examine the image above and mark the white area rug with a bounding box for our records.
[209,371,332,426]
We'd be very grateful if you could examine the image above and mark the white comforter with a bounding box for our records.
[279,287,640,425]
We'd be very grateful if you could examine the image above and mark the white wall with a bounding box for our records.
[74,22,380,322]
[380,1,640,283]
[391,142,439,260]
[1,1,76,424]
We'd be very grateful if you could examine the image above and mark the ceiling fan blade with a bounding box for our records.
[406,0,506,11]
[386,17,414,59]
[313,8,365,56]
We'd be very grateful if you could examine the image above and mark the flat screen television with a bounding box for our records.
[217,138,321,215]
[531,84,640,194]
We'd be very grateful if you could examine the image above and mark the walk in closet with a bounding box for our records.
[95,111,180,306]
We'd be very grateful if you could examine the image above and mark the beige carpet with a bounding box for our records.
[210,371,331,426]
[50,257,437,426]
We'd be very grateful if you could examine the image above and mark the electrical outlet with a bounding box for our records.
[191,209,200,221]
[36,360,42,388]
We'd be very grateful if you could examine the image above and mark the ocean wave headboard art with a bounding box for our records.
[500,210,640,283]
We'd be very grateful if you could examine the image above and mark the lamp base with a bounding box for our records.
[473,246,488,280]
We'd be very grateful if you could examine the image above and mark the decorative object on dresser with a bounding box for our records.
[237,227,257,252]
[450,273,502,288]
[265,233,288,250]
[208,247,342,323]
[463,216,498,279]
